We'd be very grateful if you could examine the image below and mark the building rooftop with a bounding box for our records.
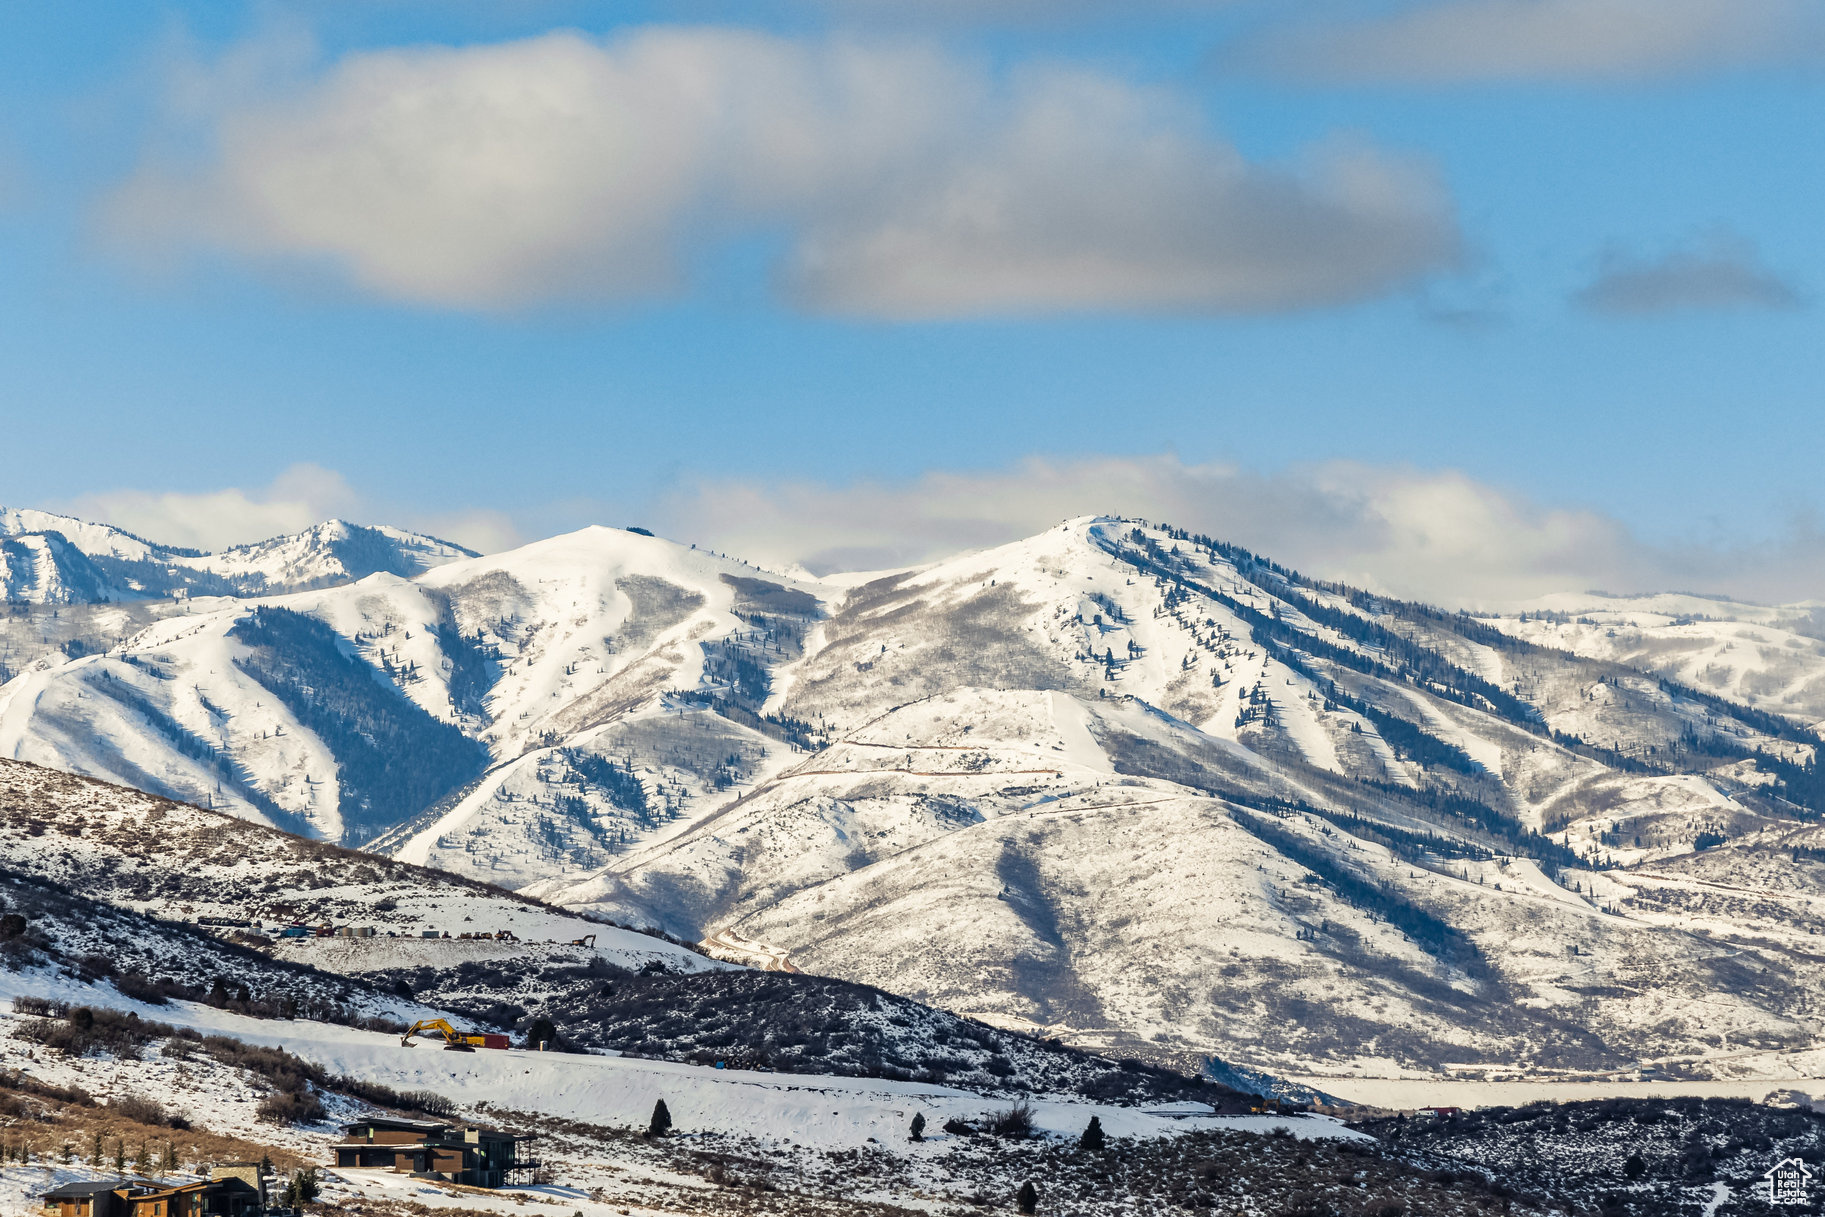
[340,1116,450,1134]
[41,1179,154,1199]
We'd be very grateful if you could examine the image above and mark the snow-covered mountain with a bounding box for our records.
[3,512,1823,1084]
[0,508,476,604]
[0,525,814,844]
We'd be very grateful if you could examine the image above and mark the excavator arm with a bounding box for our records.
[400,1019,475,1051]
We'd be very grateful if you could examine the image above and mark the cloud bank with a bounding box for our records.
[1230,0,1825,85]
[1576,230,1805,314]
[106,27,1457,316]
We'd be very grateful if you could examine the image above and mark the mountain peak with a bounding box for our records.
[0,507,478,605]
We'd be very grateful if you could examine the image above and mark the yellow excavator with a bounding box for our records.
[399,1019,509,1052]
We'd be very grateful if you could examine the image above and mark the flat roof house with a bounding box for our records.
[39,1180,207,1217]
[120,1181,208,1217]
[332,1116,538,1189]
[41,1170,267,1217]
[41,1180,143,1217]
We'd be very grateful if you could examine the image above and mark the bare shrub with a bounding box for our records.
[256,1090,325,1126]
[111,1094,166,1125]
[987,1099,1036,1139]
[10,995,60,1017]
[330,1076,454,1118]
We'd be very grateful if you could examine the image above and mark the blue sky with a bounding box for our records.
[1,1,1822,602]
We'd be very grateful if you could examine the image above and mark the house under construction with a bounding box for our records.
[329,1116,538,1189]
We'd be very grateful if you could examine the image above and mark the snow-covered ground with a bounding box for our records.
[0,968,1339,1151]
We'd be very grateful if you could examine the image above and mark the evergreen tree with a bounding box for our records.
[524,1017,559,1051]
[1017,1179,1038,1214]
[112,1139,125,1173]
[909,1113,925,1143]
[647,1099,672,1138]
[60,1142,73,1165]
[134,1141,150,1173]
[1078,1115,1105,1151]
[283,1168,321,1208]
[89,1131,102,1167]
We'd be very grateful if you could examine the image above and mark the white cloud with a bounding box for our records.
[61,464,520,555]
[65,464,360,551]
[104,27,1458,316]
[1229,0,1825,85]
[649,454,1825,607]
[1575,229,1804,314]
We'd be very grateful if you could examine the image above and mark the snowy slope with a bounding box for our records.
[0,758,717,977]
[0,531,120,604]
[1485,592,1825,730]
[0,970,1332,1152]
[535,685,1825,1081]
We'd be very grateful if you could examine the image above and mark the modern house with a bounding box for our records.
[121,1181,208,1217]
[40,1167,268,1217]
[40,1180,138,1217]
[330,1116,538,1189]
[201,1166,267,1216]
[40,1180,211,1217]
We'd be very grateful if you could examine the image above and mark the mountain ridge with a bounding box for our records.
[2,509,1823,1082]
[0,507,479,605]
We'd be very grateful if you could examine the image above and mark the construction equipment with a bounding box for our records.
[399,1019,509,1052]
[568,934,596,948]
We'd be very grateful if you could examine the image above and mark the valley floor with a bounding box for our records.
[1294,1073,1825,1111]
